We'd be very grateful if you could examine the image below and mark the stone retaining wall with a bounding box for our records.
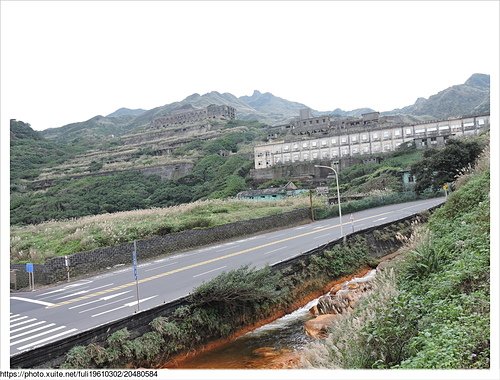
[11,208,311,289]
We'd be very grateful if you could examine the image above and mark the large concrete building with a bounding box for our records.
[151,104,236,128]
[254,114,489,169]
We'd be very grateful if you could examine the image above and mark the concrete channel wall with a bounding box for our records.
[10,209,433,369]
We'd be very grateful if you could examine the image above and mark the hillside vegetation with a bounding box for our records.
[301,144,490,369]
[11,135,487,263]
[10,120,266,225]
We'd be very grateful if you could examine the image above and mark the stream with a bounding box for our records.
[167,298,319,369]
[165,265,379,369]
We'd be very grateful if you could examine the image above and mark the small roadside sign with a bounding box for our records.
[132,248,138,280]
[26,263,35,291]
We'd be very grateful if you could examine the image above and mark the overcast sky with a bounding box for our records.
[1,1,498,131]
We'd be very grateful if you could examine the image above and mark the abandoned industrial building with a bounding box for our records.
[254,112,490,169]
[151,104,236,128]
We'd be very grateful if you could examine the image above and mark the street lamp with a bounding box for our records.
[315,164,343,238]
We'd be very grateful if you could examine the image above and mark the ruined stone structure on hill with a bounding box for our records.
[254,111,490,170]
[151,104,236,128]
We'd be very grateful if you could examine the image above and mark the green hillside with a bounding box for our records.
[302,145,490,369]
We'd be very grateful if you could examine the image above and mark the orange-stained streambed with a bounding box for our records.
[163,267,372,369]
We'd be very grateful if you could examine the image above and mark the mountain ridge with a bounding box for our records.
[41,73,490,142]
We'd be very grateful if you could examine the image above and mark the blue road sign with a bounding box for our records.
[26,263,34,273]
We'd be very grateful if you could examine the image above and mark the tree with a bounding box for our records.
[410,139,483,194]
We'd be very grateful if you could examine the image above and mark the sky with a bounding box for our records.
[1,1,498,131]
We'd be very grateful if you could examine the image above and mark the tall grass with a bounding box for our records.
[10,196,310,263]
[300,142,490,369]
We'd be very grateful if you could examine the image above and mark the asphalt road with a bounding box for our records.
[9,197,444,356]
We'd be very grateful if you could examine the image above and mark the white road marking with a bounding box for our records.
[271,233,287,238]
[68,291,132,309]
[16,329,78,351]
[79,296,134,313]
[10,316,28,323]
[53,283,114,300]
[153,259,167,263]
[10,323,56,340]
[11,321,46,333]
[10,319,37,328]
[11,297,54,307]
[10,314,20,319]
[145,262,178,272]
[91,295,158,318]
[123,295,158,307]
[264,246,288,255]
[54,290,89,300]
[11,326,66,346]
[193,266,227,278]
[313,233,332,240]
[216,246,236,252]
[374,217,388,222]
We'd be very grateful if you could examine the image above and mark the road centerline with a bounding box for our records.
[47,208,415,308]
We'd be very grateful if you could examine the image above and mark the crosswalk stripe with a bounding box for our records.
[11,318,36,328]
[16,329,78,351]
[11,326,66,346]
[10,314,20,319]
[10,321,46,333]
[10,323,56,340]
[10,316,28,323]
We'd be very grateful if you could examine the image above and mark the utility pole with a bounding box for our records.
[309,189,315,221]
[132,240,140,312]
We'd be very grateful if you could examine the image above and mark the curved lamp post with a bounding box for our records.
[315,164,343,238]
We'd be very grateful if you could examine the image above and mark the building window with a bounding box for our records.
[293,143,298,150]
[303,142,308,148]
[312,152,318,159]
[351,135,357,142]
[405,128,412,135]
[312,141,317,147]
[362,134,368,141]
[321,140,327,146]
[332,138,337,144]
[394,129,401,136]
[284,145,289,151]
[478,118,485,125]
[341,137,347,144]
